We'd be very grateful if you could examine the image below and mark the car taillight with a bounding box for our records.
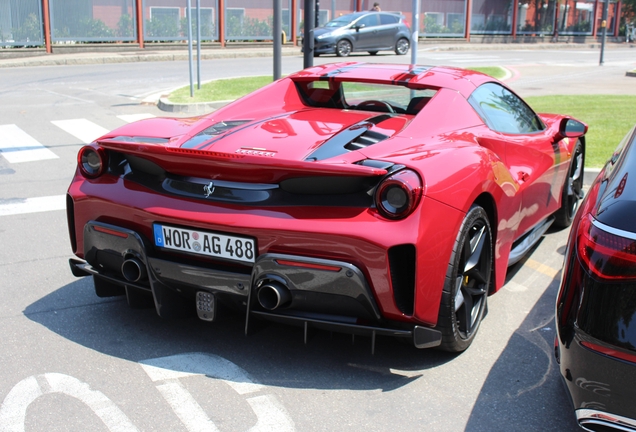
[78,145,106,178]
[374,169,422,219]
[577,213,636,280]
[402,19,410,29]
[581,340,636,364]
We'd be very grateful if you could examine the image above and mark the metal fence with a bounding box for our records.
[0,0,44,46]
[50,0,137,42]
[143,0,219,42]
[0,0,625,48]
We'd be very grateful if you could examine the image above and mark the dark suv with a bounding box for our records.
[311,11,411,57]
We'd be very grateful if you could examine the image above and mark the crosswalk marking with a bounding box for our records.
[117,113,156,123]
[1,114,155,165]
[0,113,157,216]
[51,119,110,144]
[0,195,66,216]
[0,124,59,163]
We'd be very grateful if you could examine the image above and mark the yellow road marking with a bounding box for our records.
[524,258,560,278]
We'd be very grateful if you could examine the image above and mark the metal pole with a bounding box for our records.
[410,0,419,64]
[187,0,194,97]
[42,0,52,53]
[303,0,315,68]
[136,0,144,48]
[196,0,201,89]
[274,0,282,79]
[599,0,609,65]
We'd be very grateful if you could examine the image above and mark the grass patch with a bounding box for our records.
[467,66,508,80]
[525,95,636,168]
[169,75,274,104]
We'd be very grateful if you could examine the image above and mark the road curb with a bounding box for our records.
[1,42,633,69]
[158,97,231,114]
[584,167,601,186]
[0,47,301,68]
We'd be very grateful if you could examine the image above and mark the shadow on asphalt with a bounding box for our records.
[465,256,580,431]
[23,276,458,393]
[23,244,580,430]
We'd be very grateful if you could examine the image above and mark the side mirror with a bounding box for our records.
[355,24,365,31]
[553,118,587,143]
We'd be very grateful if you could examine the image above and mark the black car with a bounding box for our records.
[311,11,410,57]
[556,124,636,431]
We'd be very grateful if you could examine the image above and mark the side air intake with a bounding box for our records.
[388,244,416,316]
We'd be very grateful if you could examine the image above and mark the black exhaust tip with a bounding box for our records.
[121,258,147,282]
[257,281,291,310]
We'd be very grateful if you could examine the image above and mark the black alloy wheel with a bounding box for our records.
[554,140,584,228]
[336,39,352,57]
[438,205,492,352]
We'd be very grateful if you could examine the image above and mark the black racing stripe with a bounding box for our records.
[185,113,289,150]
[320,63,366,79]
[367,114,394,125]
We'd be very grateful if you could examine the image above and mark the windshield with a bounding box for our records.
[324,17,355,28]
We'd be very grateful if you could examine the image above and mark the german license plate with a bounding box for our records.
[153,224,256,264]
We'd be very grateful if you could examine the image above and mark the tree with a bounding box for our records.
[623,0,636,22]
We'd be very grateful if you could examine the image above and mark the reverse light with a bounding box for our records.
[375,169,422,220]
[78,145,106,178]
[577,213,636,280]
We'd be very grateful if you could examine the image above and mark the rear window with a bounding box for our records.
[295,80,437,115]
[380,14,399,25]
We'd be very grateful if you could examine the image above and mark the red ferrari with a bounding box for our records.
[67,62,586,352]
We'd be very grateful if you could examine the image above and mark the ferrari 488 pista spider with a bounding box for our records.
[67,62,586,352]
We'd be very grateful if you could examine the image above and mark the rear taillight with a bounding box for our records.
[581,340,636,364]
[374,169,422,219]
[402,19,410,29]
[577,213,636,280]
[78,145,106,178]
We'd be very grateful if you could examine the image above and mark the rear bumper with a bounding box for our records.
[557,332,636,430]
[71,220,442,349]
[576,409,636,432]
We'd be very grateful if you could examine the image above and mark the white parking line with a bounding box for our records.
[0,124,59,163]
[51,118,109,144]
[117,113,156,123]
[0,195,65,217]
[0,373,139,432]
[140,353,295,432]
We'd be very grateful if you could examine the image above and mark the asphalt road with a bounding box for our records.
[0,47,635,432]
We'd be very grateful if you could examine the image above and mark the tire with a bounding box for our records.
[336,39,352,57]
[395,37,409,55]
[438,205,492,352]
[368,51,378,56]
[554,140,584,228]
